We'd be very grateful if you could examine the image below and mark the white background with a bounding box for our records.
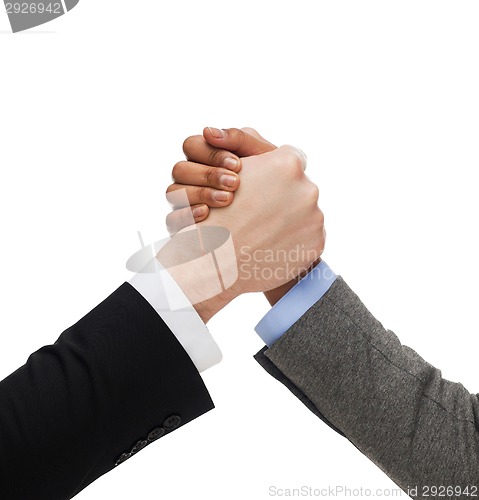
[1,1,479,498]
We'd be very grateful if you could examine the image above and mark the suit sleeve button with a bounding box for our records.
[115,452,131,466]
[148,427,165,442]
[131,440,148,454]
[163,414,181,430]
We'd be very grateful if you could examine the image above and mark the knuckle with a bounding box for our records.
[182,135,203,156]
[166,207,195,234]
[282,149,305,177]
[227,127,246,146]
[291,152,305,173]
[236,128,247,140]
[203,166,216,184]
[208,148,225,166]
[318,208,325,226]
[179,209,191,228]
[308,183,320,204]
[311,205,324,224]
[227,127,241,138]
[241,126,258,136]
[197,186,209,203]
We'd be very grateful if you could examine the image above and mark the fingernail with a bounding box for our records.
[193,206,206,218]
[213,190,229,202]
[207,127,225,139]
[220,174,237,188]
[223,157,239,170]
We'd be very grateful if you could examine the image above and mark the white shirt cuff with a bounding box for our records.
[129,271,222,373]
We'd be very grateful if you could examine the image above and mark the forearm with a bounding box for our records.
[257,277,479,497]
[0,284,214,499]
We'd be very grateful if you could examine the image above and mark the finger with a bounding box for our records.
[172,161,240,191]
[182,135,242,172]
[241,127,276,148]
[166,184,234,208]
[203,127,277,156]
[278,144,308,171]
[166,204,209,236]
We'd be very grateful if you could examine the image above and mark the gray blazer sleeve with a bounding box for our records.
[255,277,479,498]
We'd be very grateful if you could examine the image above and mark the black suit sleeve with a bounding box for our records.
[0,282,214,500]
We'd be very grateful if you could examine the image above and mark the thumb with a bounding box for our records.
[203,127,277,157]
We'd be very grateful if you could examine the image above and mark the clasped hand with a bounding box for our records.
[159,127,325,321]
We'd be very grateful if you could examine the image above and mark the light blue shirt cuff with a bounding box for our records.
[255,261,337,347]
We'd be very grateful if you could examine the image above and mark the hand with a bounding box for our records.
[198,145,324,294]
[162,129,325,321]
[167,128,323,306]
[166,127,276,234]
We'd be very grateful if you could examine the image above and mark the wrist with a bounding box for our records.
[156,227,241,323]
[264,281,297,306]
[193,287,239,323]
[263,258,322,306]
